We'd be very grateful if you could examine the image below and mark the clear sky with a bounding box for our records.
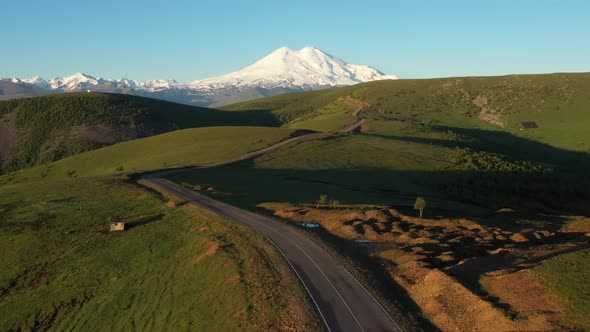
[1,0,588,82]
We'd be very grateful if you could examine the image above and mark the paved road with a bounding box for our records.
[145,178,403,332]
[141,98,404,331]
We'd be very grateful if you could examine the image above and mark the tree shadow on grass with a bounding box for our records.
[126,213,165,229]
[360,124,590,171]
[170,161,590,224]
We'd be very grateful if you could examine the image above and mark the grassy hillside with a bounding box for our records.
[225,73,590,153]
[0,127,317,330]
[0,126,296,185]
[534,249,590,330]
[168,130,588,217]
[0,92,278,173]
[0,177,317,331]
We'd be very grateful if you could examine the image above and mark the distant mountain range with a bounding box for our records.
[1,47,397,107]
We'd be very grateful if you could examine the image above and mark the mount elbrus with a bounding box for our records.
[2,47,397,107]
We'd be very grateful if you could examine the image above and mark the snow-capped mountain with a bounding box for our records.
[48,73,106,90]
[187,46,397,90]
[2,47,397,106]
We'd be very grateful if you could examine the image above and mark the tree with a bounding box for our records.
[317,194,329,208]
[414,196,426,218]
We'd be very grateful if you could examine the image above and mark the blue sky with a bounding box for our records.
[1,0,588,81]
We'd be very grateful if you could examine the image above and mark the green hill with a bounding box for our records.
[225,72,590,153]
[0,126,317,330]
[0,92,278,174]
[1,126,296,185]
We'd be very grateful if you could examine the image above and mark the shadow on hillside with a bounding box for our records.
[169,163,590,229]
[127,213,165,229]
[394,221,590,313]
[361,125,590,170]
[448,238,590,284]
[162,108,282,128]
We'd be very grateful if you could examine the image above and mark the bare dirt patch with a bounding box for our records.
[231,308,247,322]
[224,274,241,284]
[480,269,564,330]
[268,204,588,331]
[473,95,506,127]
[194,237,219,262]
[380,249,516,331]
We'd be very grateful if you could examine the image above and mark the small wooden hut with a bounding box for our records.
[109,216,126,232]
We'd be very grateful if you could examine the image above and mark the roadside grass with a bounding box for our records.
[0,126,295,185]
[533,249,590,330]
[0,177,316,331]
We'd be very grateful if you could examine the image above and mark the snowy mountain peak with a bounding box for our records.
[4,46,397,106]
[189,46,397,89]
[48,73,104,90]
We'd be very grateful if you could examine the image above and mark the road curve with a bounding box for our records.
[140,98,403,331]
[144,178,403,332]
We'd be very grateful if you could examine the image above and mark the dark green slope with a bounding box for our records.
[0,92,278,173]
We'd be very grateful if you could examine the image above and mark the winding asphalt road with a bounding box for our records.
[141,98,404,331]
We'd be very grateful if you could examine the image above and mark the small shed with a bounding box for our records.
[109,216,126,232]
[521,121,538,129]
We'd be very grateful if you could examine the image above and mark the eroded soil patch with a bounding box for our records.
[268,205,589,331]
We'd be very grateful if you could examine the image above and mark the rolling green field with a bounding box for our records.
[0,178,314,331]
[0,125,317,331]
[167,122,588,218]
[1,126,295,185]
[167,133,460,209]
[533,249,590,330]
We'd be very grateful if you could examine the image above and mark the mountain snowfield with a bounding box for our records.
[3,46,397,106]
[187,46,398,90]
